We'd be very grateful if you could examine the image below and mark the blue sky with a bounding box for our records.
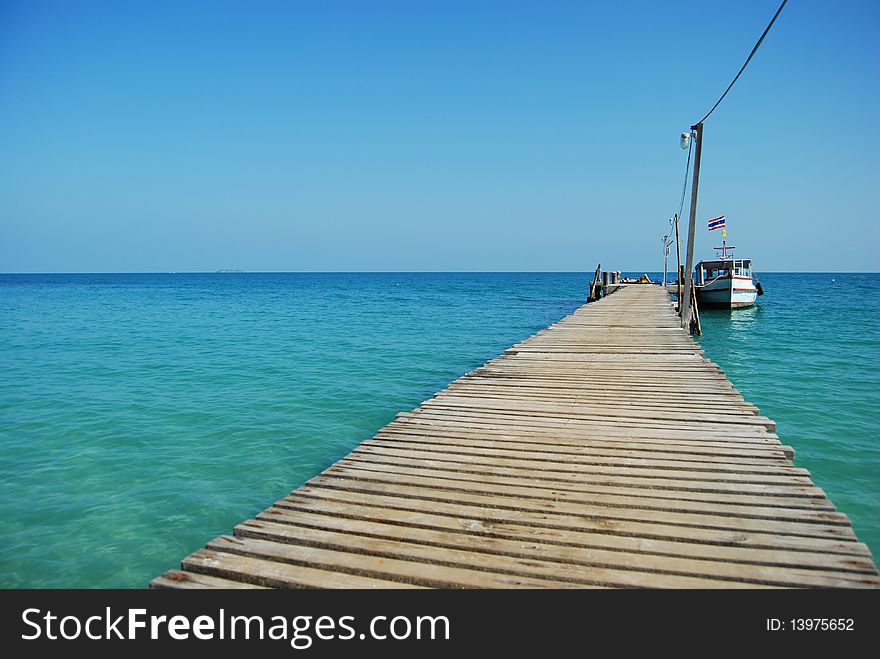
[1,0,877,272]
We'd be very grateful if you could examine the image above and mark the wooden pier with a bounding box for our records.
[153,284,879,589]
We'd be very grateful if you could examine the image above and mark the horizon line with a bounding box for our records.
[2,270,878,275]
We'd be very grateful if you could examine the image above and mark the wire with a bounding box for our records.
[676,136,693,223]
[696,0,788,125]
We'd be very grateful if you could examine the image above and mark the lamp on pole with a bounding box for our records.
[661,233,673,288]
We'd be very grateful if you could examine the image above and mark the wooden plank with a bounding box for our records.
[240,512,877,587]
[344,451,826,499]
[204,536,607,589]
[303,475,855,539]
[360,438,798,473]
[370,433,792,467]
[421,397,777,431]
[395,411,780,443]
[279,488,867,556]
[150,570,267,589]
[378,425,791,457]
[215,530,771,589]
[351,445,814,485]
[335,456,834,510]
[268,497,875,568]
[182,548,425,589]
[328,462,837,519]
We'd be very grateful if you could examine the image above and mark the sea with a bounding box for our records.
[1,272,877,588]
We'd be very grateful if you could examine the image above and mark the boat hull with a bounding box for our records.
[696,276,757,309]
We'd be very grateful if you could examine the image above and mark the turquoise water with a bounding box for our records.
[695,272,880,561]
[1,272,877,587]
[0,273,586,587]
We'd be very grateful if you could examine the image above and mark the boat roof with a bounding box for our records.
[697,259,751,268]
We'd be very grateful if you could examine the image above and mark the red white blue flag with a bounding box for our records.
[708,215,726,231]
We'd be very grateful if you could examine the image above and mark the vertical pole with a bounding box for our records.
[680,122,703,332]
[678,266,684,311]
[589,263,601,302]
[674,213,682,309]
[691,278,702,336]
[662,240,668,288]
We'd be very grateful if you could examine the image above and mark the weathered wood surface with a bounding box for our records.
[153,284,879,589]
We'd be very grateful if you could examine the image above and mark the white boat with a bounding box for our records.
[694,241,763,309]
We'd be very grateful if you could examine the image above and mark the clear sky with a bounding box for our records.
[1,0,877,272]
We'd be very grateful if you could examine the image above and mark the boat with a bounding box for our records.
[694,239,763,309]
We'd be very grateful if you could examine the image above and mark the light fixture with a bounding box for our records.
[680,131,691,150]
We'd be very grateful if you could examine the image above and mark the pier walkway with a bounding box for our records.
[153,284,879,588]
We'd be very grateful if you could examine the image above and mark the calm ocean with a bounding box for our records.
[1,272,877,587]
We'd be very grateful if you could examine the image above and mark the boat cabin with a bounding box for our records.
[695,259,752,286]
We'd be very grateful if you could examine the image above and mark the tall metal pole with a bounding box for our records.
[662,237,669,287]
[680,122,703,332]
[674,213,682,310]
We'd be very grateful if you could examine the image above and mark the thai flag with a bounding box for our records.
[708,215,726,231]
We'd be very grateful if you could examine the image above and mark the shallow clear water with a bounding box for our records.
[0,272,587,587]
[695,272,880,562]
[1,272,877,587]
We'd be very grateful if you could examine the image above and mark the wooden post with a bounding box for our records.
[602,271,609,294]
[589,263,602,302]
[680,122,703,332]
[690,280,702,336]
[678,266,684,311]
[674,213,682,310]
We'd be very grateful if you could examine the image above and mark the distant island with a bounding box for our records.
[215,269,244,273]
